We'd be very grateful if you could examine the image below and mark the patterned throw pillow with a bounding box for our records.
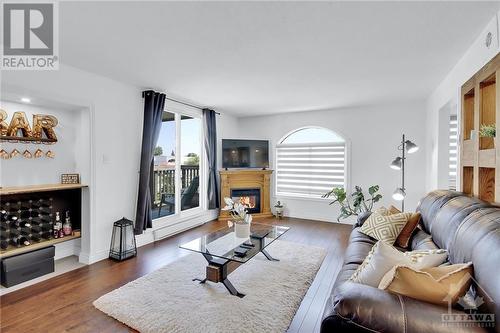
[360,212,412,244]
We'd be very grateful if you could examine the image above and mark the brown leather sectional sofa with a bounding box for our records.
[321,190,499,333]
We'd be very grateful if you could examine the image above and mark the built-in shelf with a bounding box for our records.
[0,183,88,196]
[479,167,496,202]
[463,166,474,196]
[463,89,475,140]
[479,73,496,150]
[460,53,500,204]
[479,149,496,168]
[461,139,475,166]
[0,234,81,259]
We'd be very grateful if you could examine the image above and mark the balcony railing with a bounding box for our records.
[151,165,199,205]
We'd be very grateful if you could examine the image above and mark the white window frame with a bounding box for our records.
[152,101,206,227]
[274,126,350,201]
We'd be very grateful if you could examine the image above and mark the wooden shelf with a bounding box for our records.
[461,139,475,166]
[479,74,496,150]
[0,184,88,196]
[463,166,474,196]
[479,149,496,168]
[459,53,500,204]
[463,89,475,140]
[479,167,495,202]
[0,234,81,259]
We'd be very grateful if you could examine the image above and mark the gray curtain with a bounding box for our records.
[135,90,166,234]
[203,109,220,209]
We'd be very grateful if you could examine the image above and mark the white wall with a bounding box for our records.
[1,64,242,263]
[233,102,427,222]
[426,12,500,191]
[1,64,143,263]
[0,100,86,186]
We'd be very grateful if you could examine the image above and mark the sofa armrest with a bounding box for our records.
[354,211,372,228]
[321,282,488,333]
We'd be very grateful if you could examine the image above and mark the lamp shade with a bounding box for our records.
[390,157,402,170]
[405,140,419,154]
[392,188,406,201]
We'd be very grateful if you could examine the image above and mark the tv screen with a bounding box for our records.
[222,139,269,169]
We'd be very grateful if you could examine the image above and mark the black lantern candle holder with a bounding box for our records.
[109,217,137,261]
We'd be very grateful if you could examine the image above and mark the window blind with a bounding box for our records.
[449,114,458,190]
[276,142,345,197]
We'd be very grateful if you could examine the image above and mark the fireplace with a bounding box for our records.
[231,188,261,214]
[219,169,273,221]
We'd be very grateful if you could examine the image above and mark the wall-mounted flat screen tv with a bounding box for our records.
[222,139,269,169]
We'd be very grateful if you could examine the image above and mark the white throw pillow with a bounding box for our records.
[349,241,448,287]
[403,249,448,269]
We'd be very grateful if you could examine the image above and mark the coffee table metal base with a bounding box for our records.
[193,246,279,297]
[193,254,245,298]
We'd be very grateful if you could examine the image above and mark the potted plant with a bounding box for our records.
[274,201,284,219]
[323,185,382,222]
[479,123,496,138]
[221,197,252,238]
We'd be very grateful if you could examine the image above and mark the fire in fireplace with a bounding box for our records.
[231,188,261,214]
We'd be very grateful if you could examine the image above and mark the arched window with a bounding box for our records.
[276,127,347,198]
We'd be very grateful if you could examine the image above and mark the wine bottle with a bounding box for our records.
[53,212,60,238]
[40,231,52,239]
[31,234,41,242]
[31,199,51,208]
[0,232,8,240]
[0,222,9,231]
[20,236,30,246]
[6,214,18,222]
[20,228,32,236]
[0,240,8,250]
[10,236,30,247]
[8,220,20,229]
[19,220,31,228]
[63,211,72,236]
[30,225,42,233]
[19,209,32,219]
[18,201,31,210]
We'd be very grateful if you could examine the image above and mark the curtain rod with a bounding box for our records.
[142,91,220,115]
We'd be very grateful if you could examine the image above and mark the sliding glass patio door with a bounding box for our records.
[151,110,203,220]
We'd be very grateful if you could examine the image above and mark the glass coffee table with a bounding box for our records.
[179,222,289,298]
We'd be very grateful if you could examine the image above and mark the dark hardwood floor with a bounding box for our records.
[0,217,352,333]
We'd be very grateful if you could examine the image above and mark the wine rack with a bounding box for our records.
[0,185,83,257]
[1,197,54,251]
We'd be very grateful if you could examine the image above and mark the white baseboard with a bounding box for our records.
[85,210,219,265]
[54,238,81,260]
[153,210,218,240]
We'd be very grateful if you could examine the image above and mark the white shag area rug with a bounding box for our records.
[93,239,326,333]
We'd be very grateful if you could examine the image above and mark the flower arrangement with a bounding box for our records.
[221,197,252,224]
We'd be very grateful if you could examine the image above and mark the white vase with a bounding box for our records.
[234,222,251,238]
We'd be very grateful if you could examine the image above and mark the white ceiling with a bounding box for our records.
[60,1,500,116]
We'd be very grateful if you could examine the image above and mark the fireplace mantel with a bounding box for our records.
[219,169,273,221]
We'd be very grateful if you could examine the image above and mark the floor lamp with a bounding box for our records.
[389,134,419,211]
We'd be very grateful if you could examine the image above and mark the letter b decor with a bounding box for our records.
[0,109,58,143]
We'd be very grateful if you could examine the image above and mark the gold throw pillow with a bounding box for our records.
[378,263,473,306]
[360,212,412,244]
